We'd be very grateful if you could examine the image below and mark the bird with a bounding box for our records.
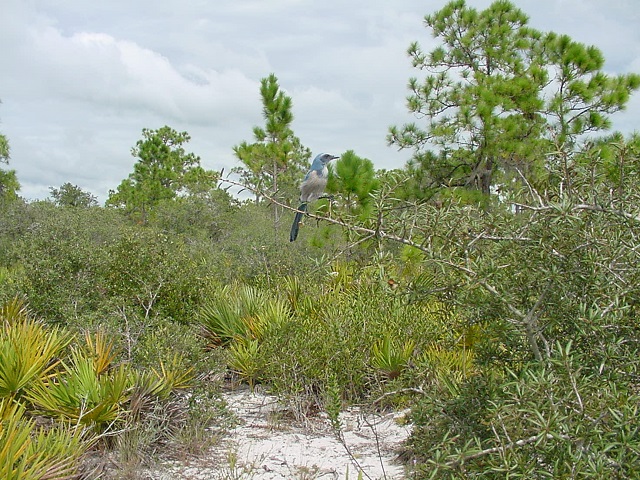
[290,153,339,242]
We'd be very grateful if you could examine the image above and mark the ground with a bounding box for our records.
[151,385,412,479]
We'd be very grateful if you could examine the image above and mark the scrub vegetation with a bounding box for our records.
[1,1,639,478]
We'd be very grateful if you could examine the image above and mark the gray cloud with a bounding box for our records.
[1,0,638,202]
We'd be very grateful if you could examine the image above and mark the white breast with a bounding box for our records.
[300,168,328,202]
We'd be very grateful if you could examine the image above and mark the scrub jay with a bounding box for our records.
[289,153,338,242]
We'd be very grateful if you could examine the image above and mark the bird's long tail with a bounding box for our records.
[290,203,307,242]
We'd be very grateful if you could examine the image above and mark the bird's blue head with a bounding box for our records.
[315,153,339,165]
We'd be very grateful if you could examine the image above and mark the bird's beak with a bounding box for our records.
[330,155,339,160]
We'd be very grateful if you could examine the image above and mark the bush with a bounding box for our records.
[409,343,640,478]
[259,275,453,407]
[0,401,87,480]
[0,297,225,476]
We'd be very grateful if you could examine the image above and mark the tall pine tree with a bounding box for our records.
[233,74,310,206]
[389,0,640,202]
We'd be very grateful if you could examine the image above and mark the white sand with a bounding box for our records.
[153,386,411,479]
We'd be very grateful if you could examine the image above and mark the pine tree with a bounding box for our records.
[233,74,310,205]
[389,0,640,201]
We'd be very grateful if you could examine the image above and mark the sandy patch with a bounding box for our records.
[152,386,411,479]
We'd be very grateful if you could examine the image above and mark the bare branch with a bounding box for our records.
[448,433,570,468]
[515,167,544,207]
[217,176,554,361]
[513,202,640,223]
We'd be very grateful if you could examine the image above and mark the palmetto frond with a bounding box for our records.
[0,301,70,400]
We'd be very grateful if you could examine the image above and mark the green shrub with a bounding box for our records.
[409,343,640,478]
[0,296,219,476]
[228,338,264,389]
[370,333,415,381]
[28,354,132,429]
[0,299,70,401]
[0,401,88,480]
[261,279,452,406]
[198,283,291,347]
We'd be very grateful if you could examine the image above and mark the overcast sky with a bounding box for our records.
[1,0,639,203]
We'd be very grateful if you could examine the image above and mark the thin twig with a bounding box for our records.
[513,202,640,223]
[218,176,553,361]
[515,166,544,207]
[467,232,532,249]
[335,429,374,480]
[371,387,426,405]
[361,412,388,480]
[448,433,570,468]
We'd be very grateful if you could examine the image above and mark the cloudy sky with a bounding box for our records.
[1,0,639,203]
